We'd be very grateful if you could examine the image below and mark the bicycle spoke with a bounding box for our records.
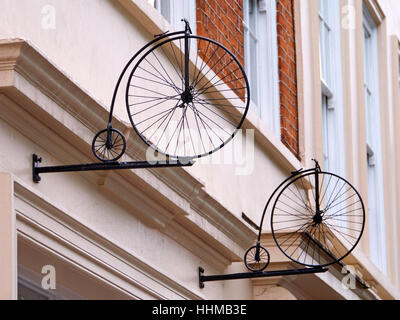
[139,106,178,135]
[136,65,180,94]
[276,199,312,218]
[192,98,237,127]
[168,40,185,90]
[191,105,221,146]
[194,69,244,97]
[151,51,181,93]
[319,173,333,206]
[143,58,180,94]
[155,107,178,149]
[190,104,232,140]
[192,97,246,110]
[283,188,314,215]
[193,58,237,95]
[192,40,215,88]
[192,50,228,89]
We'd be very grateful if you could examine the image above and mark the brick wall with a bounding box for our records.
[196,0,244,67]
[276,0,299,158]
[196,0,299,158]
[196,0,245,98]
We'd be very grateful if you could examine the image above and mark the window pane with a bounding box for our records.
[243,0,280,133]
[322,95,329,169]
[365,90,373,147]
[249,0,257,33]
[319,0,332,86]
[250,34,258,106]
[364,30,372,88]
[244,0,259,108]
[363,7,387,274]
[160,0,171,23]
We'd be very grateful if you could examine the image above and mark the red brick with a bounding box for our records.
[196,0,244,93]
[277,0,299,158]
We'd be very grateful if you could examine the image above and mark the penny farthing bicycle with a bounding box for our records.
[244,160,365,272]
[91,19,250,162]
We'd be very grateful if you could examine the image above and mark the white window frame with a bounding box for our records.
[243,0,280,135]
[318,0,345,177]
[398,43,400,91]
[363,5,386,274]
[150,0,196,34]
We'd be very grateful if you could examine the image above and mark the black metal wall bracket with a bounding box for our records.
[32,154,194,183]
[198,266,328,289]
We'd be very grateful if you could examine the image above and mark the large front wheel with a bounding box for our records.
[244,245,270,272]
[92,128,126,162]
[271,171,365,267]
[125,35,250,160]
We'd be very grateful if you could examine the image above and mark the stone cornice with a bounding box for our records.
[14,178,203,300]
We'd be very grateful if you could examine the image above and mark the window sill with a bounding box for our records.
[244,107,302,173]
[116,0,173,36]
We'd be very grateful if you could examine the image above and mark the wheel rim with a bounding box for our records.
[92,128,126,162]
[271,171,365,267]
[126,35,250,160]
[244,245,270,272]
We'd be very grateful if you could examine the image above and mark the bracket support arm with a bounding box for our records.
[198,266,328,288]
[32,154,194,183]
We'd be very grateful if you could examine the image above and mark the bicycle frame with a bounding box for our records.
[106,30,184,125]
[255,160,322,246]
[107,19,192,126]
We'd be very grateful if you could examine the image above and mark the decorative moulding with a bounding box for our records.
[14,179,202,300]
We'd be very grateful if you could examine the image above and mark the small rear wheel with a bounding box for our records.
[244,245,270,272]
[92,128,127,162]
